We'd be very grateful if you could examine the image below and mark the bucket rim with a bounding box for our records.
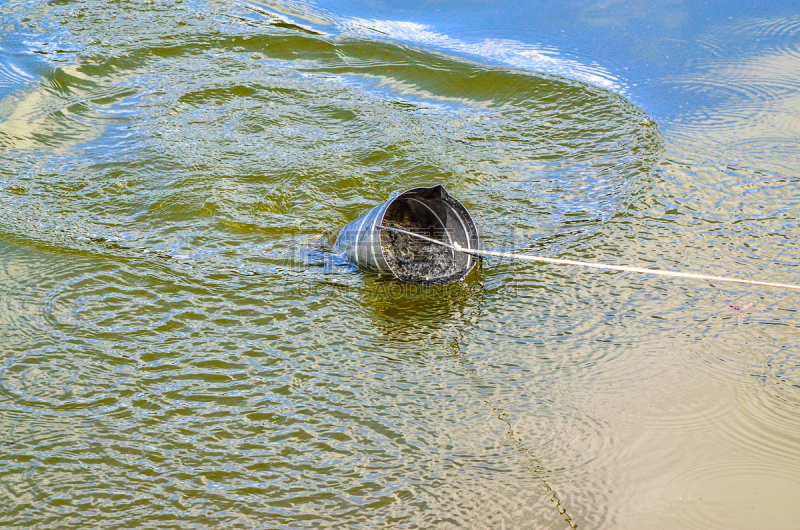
[377,184,480,283]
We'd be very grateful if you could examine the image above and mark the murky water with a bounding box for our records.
[1,0,799,528]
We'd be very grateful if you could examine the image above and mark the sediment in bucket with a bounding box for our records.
[334,185,480,285]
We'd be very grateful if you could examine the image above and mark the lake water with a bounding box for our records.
[1,0,799,528]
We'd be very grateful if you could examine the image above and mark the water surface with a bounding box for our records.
[1,0,799,528]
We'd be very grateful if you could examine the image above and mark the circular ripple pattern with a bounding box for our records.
[0,0,660,268]
[0,0,713,528]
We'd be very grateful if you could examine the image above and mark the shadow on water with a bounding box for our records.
[362,277,485,339]
[358,273,580,529]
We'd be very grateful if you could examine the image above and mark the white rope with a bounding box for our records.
[378,225,800,291]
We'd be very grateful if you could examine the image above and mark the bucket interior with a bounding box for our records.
[379,189,476,284]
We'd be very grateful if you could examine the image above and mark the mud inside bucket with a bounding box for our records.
[334,185,480,285]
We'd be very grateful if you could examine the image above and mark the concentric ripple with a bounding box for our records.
[11,0,800,529]
[0,0,660,523]
[0,0,660,276]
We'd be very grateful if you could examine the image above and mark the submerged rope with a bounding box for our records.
[378,225,800,291]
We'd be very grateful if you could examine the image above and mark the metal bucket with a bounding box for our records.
[334,185,480,285]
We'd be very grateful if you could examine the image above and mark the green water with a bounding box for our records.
[2,0,799,528]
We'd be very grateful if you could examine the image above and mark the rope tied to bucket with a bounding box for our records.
[378,225,800,291]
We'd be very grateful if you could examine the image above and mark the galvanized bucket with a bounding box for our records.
[334,185,480,285]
